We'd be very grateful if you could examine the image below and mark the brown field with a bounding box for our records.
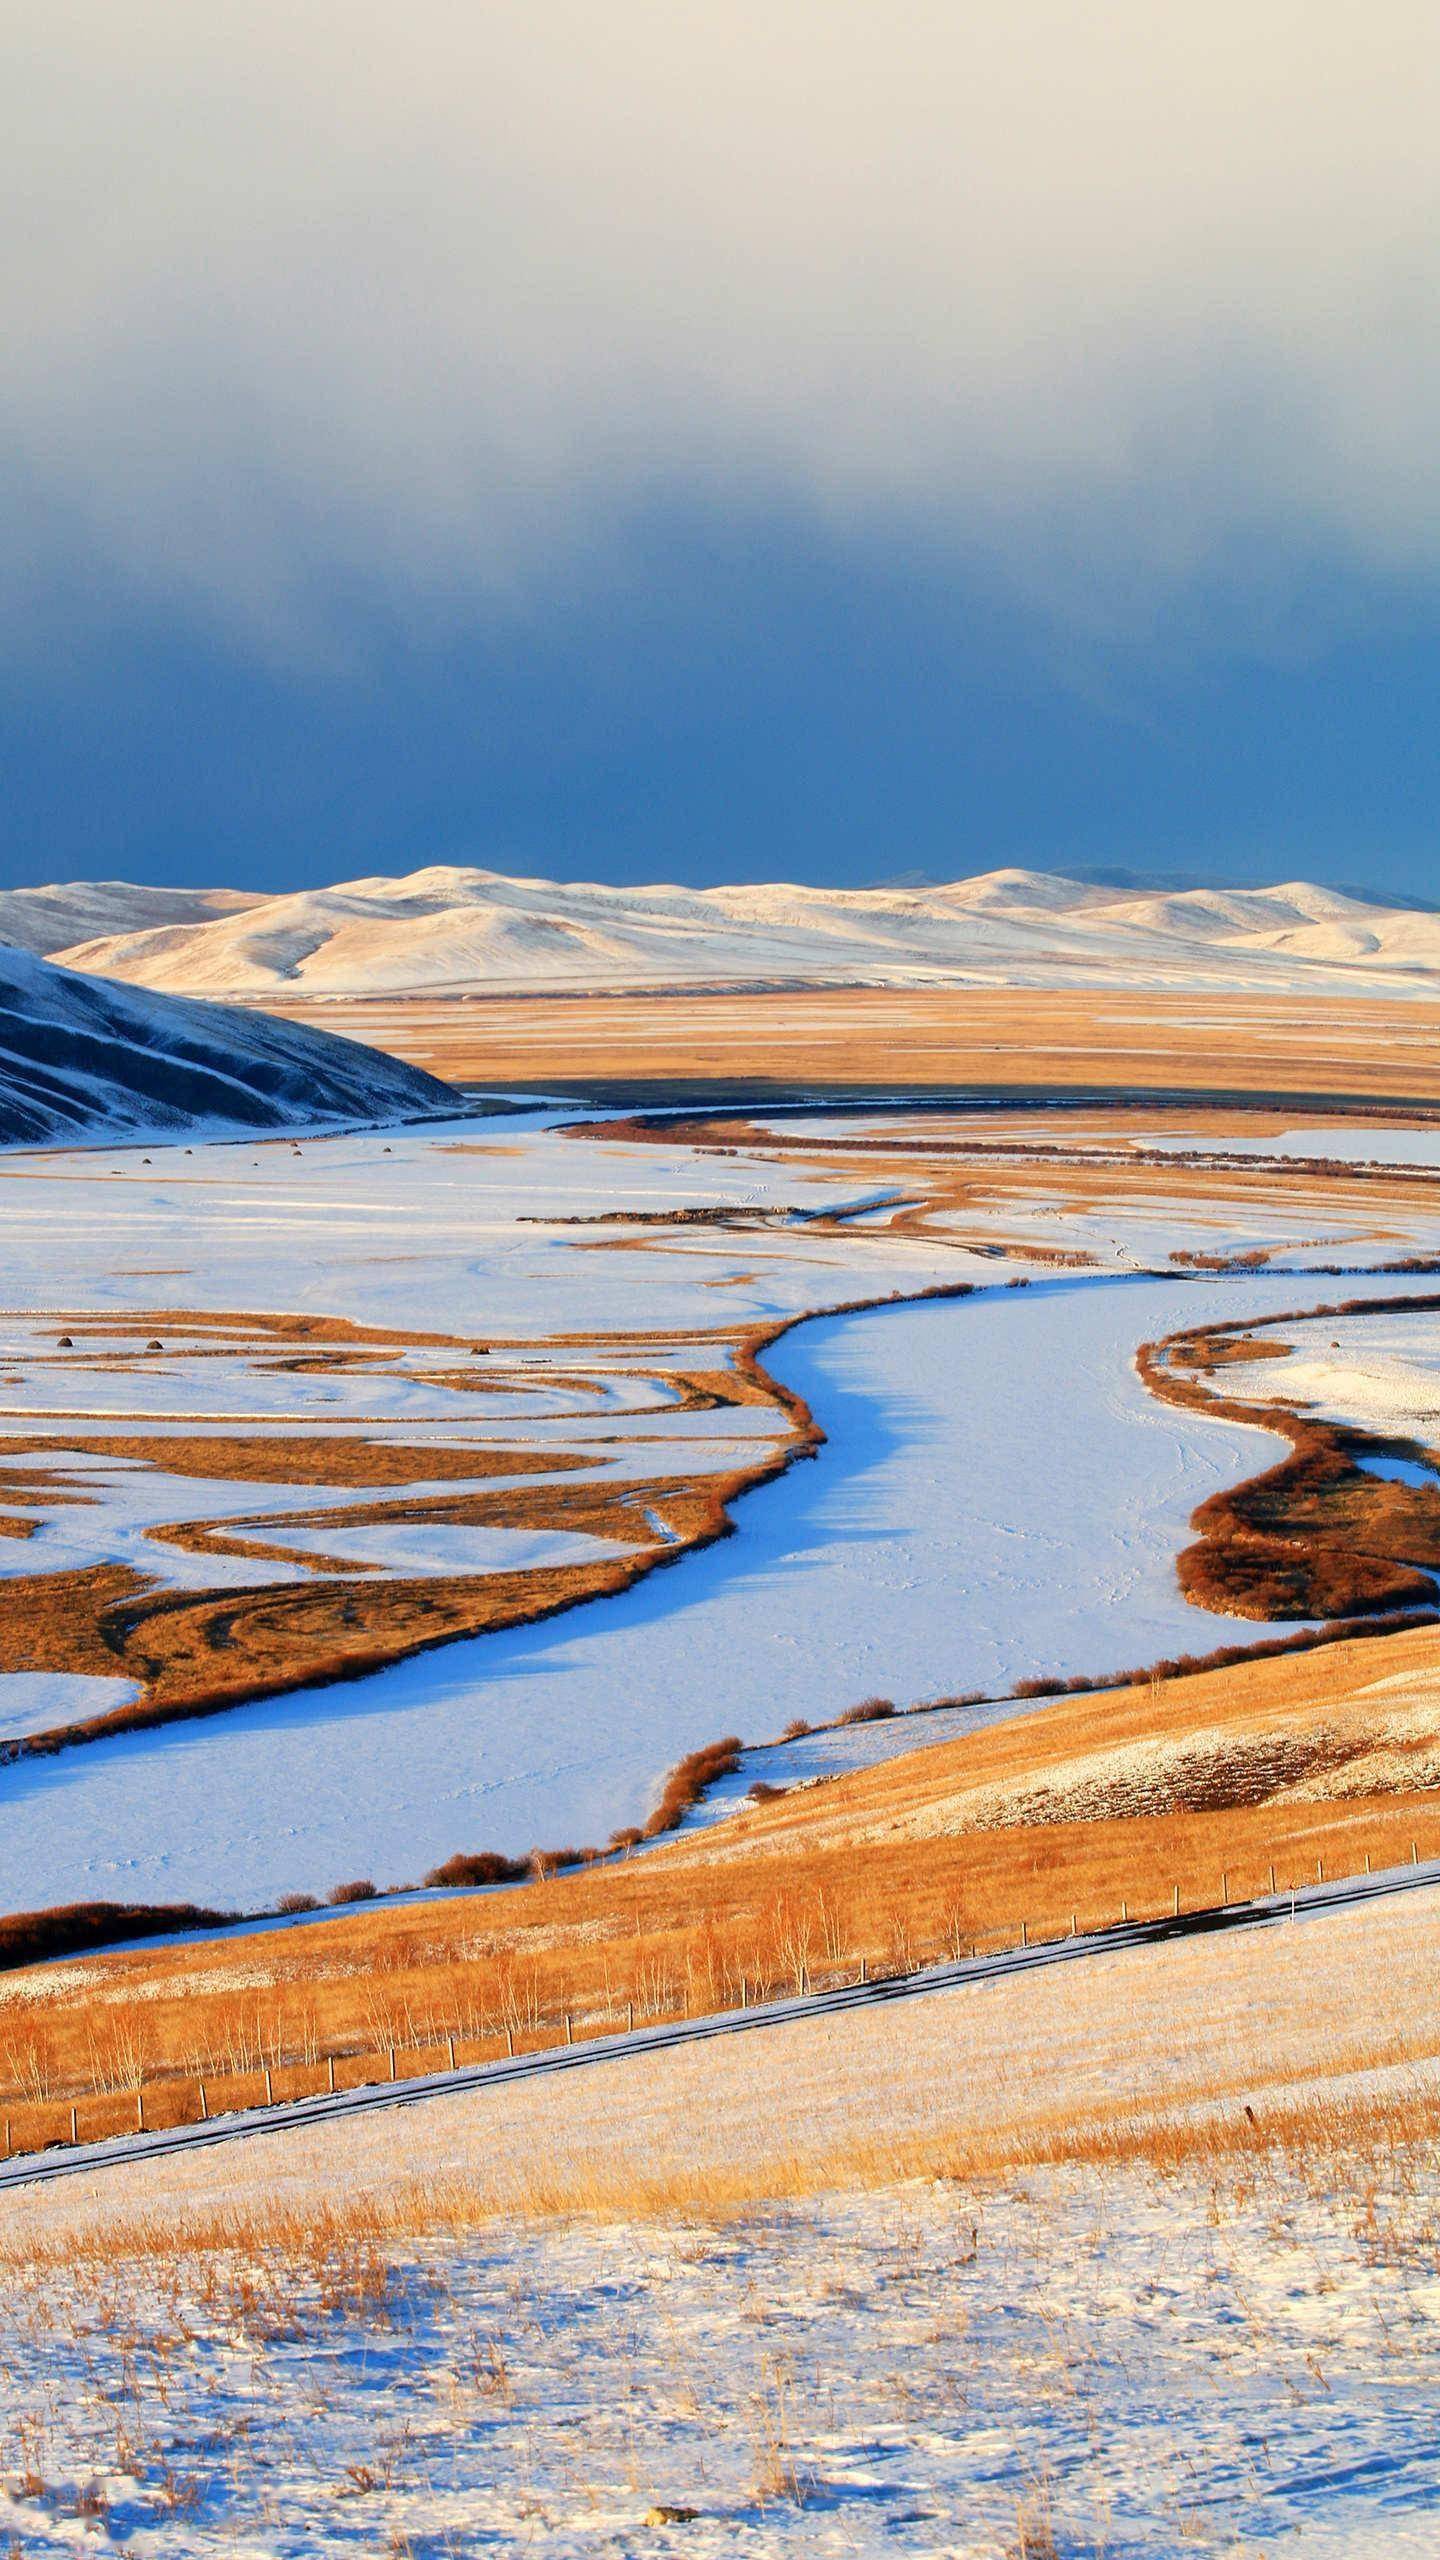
[270,985,1440,1108]
[7,1617,1440,2157]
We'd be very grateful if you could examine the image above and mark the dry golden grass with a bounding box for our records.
[8,1621,1440,2156]
[270,985,1440,1108]
[10,1866,1440,2261]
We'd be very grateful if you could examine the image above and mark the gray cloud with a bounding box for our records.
[5,0,1439,640]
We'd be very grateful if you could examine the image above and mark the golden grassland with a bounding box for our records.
[8,1620,1440,2156]
[270,984,1440,1107]
[8,1870,1440,2266]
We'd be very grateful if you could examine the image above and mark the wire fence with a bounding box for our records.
[2,1833,1431,2164]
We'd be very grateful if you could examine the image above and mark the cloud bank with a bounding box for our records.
[5,0,1439,642]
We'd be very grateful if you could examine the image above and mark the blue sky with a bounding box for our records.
[3,4,1437,901]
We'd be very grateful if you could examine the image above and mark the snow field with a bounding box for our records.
[1212,1303,1440,1448]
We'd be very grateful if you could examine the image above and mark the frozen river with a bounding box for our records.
[0,1266,1426,1913]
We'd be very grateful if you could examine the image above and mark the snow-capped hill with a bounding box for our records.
[47,863,1440,1001]
[933,867,1107,914]
[0,880,259,958]
[1102,882,1381,939]
[0,944,456,1146]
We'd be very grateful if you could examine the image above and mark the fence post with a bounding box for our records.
[506,2024,515,2057]
[264,2066,274,2106]
[1268,1863,1276,1894]
[327,2054,336,2094]
[565,2014,573,2046]
[1413,1841,1420,1866]
[627,1999,635,2032]
[136,2090,145,2132]
[1020,1919,1028,1948]
[388,2046,397,2083]
[859,1954,868,1984]
[199,2080,209,2122]
[1364,1851,1372,1875]
[1316,1857,1324,1884]
[1070,1912,1077,1938]
[1221,1871,1229,1906]
[69,2104,78,2145]
[446,2033,456,2071]
[1172,1884,1180,1917]
[1121,1899,1129,1924]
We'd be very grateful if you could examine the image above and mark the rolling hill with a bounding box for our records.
[0,880,260,958]
[48,865,1440,1002]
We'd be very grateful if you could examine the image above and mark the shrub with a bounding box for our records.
[276,1891,319,1915]
[1012,1676,1064,1699]
[748,1779,787,1803]
[779,1717,812,1740]
[0,1901,236,1972]
[837,1697,897,1725]
[644,1735,743,1837]
[423,1851,528,1889]
[330,1878,378,1905]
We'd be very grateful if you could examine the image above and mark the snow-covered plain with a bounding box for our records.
[0,1674,139,1742]
[50,860,1440,999]
[7,2168,1437,2556]
[2,1105,1439,1909]
[1147,1121,1440,1169]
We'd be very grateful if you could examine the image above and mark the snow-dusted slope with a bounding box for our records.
[0,945,455,1145]
[52,864,1440,1000]
[0,880,260,958]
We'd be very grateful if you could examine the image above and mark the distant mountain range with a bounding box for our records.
[5,866,1440,1002]
[0,943,454,1145]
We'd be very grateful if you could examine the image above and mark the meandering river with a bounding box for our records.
[0,1265,1423,1912]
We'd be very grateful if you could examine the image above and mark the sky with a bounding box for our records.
[3,1,1438,900]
